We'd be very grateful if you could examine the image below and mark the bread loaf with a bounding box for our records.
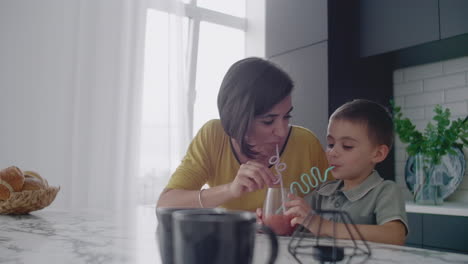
[0,166,25,200]
[22,171,47,191]
[0,181,14,200]
[22,177,45,191]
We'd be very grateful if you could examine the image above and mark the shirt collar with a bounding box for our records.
[316,170,384,202]
[316,179,342,196]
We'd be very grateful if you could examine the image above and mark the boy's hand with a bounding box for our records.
[284,194,330,236]
[284,193,312,226]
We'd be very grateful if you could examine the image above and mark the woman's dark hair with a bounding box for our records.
[217,57,294,158]
[330,99,394,148]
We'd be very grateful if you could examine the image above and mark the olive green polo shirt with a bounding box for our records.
[304,170,409,234]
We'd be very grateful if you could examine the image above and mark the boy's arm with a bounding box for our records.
[307,217,406,245]
[304,180,408,246]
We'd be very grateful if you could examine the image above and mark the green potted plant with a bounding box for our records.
[392,102,468,205]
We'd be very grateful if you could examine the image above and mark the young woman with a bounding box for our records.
[157,57,330,211]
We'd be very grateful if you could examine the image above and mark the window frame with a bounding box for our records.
[147,0,246,135]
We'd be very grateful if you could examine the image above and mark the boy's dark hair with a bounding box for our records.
[217,57,294,158]
[330,99,394,148]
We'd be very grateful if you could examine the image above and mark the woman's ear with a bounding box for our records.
[372,144,389,163]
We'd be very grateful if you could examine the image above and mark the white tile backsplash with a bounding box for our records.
[394,137,405,149]
[443,101,468,116]
[444,56,468,74]
[445,86,468,102]
[413,119,430,131]
[401,107,425,120]
[393,96,405,108]
[393,70,404,84]
[404,62,443,81]
[394,56,468,203]
[424,102,468,120]
[395,149,407,162]
[405,91,444,107]
[423,73,466,91]
[394,81,423,96]
[395,162,405,179]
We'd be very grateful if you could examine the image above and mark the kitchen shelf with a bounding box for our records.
[405,201,468,217]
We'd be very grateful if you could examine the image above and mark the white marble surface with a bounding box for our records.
[254,234,468,264]
[1,206,468,264]
[406,201,468,217]
[0,206,159,264]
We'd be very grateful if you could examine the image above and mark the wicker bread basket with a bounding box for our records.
[0,186,60,214]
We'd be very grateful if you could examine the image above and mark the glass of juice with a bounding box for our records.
[262,187,295,236]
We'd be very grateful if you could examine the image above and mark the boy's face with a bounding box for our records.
[326,119,386,181]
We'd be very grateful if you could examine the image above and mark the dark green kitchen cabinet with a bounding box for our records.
[359,0,439,57]
[406,212,468,254]
[440,0,468,39]
[406,213,423,247]
[423,214,468,253]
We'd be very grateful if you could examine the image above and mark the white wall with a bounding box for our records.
[393,56,468,202]
[0,1,78,208]
[0,0,143,209]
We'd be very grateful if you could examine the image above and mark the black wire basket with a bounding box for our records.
[288,209,371,264]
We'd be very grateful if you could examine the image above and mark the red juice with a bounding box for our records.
[263,214,295,236]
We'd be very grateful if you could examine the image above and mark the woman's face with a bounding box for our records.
[245,95,293,157]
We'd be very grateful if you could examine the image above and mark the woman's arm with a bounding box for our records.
[157,160,276,208]
[157,184,234,208]
[306,216,406,245]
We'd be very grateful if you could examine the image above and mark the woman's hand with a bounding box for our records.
[228,161,276,198]
[256,208,264,225]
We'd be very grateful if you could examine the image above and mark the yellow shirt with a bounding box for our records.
[166,119,331,211]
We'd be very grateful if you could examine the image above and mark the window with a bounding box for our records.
[193,21,245,134]
[197,0,245,17]
[138,0,246,204]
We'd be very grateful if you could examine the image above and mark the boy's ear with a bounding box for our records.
[372,144,389,163]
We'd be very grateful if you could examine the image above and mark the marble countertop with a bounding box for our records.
[0,206,159,264]
[406,201,468,217]
[1,206,468,264]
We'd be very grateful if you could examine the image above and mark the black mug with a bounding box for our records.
[156,207,223,264]
[172,210,278,264]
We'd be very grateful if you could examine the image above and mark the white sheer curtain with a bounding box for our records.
[165,1,193,179]
[139,1,247,203]
[68,0,196,209]
[0,0,146,212]
[66,0,146,210]
[139,0,193,204]
[0,0,245,211]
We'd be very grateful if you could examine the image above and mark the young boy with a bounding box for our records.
[285,99,408,245]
